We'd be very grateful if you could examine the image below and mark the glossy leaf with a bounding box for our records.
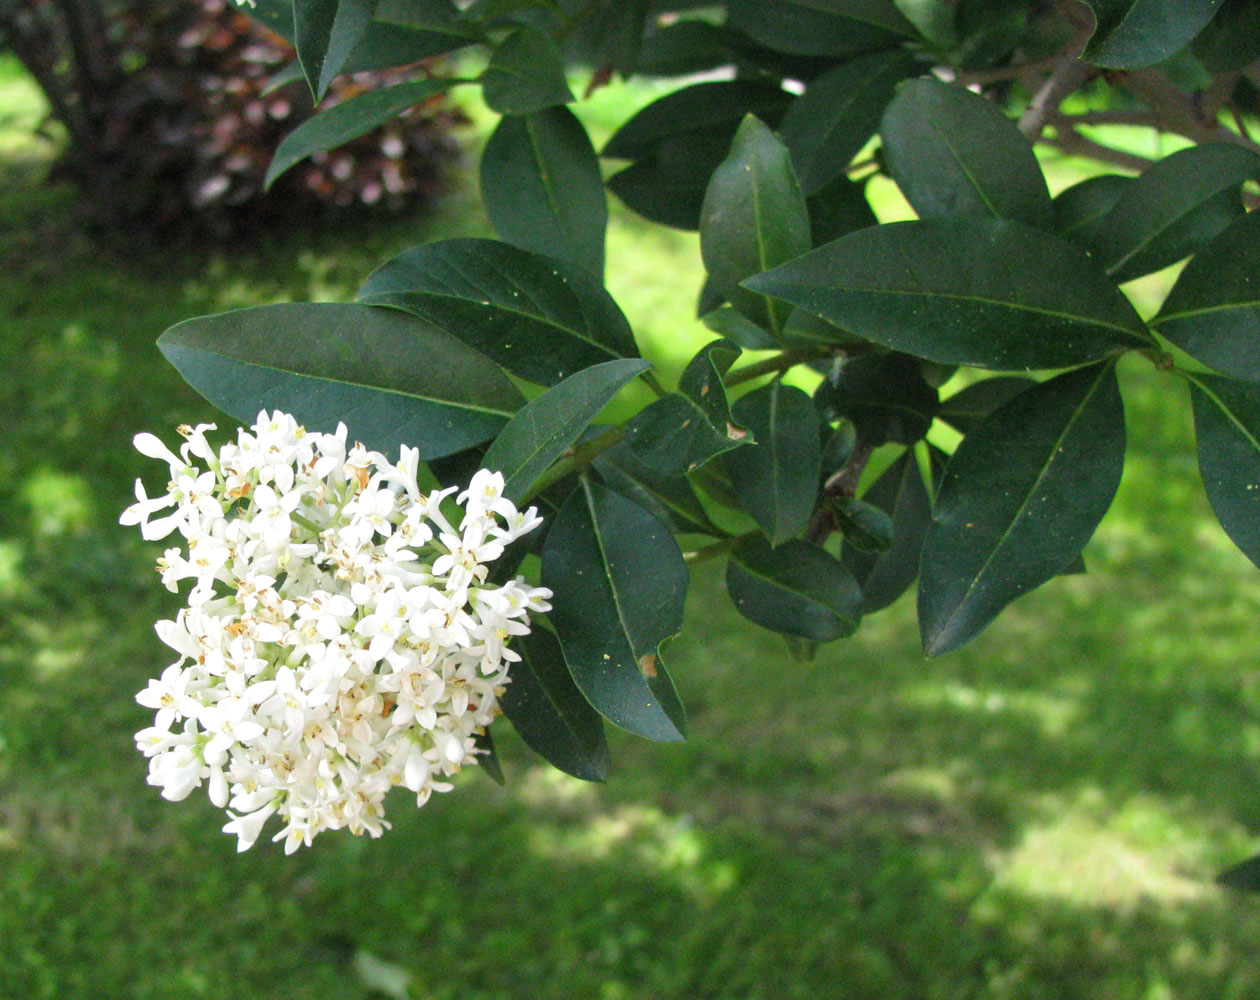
[157,303,523,459]
[603,81,792,161]
[266,79,454,187]
[1151,211,1260,382]
[806,174,879,247]
[727,536,862,641]
[1082,0,1225,69]
[542,479,688,743]
[700,116,811,336]
[830,495,894,552]
[936,376,1036,434]
[343,20,476,73]
[567,0,651,77]
[894,0,957,46]
[637,20,734,77]
[815,352,939,445]
[499,627,611,782]
[1194,0,1260,72]
[625,339,750,476]
[842,450,932,613]
[1187,373,1260,568]
[726,0,915,56]
[745,217,1152,370]
[482,26,573,115]
[1053,174,1131,248]
[880,79,1052,229]
[483,359,650,504]
[357,239,637,386]
[593,443,723,537]
[780,50,918,195]
[919,363,1126,655]
[1089,143,1259,283]
[293,0,380,101]
[482,107,607,277]
[243,0,297,40]
[701,305,780,351]
[724,381,821,545]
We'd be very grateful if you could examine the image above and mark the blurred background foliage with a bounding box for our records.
[0,0,467,236]
[2,3,1260,998]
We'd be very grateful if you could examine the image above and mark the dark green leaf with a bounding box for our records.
[357,238,637,386]
[1088,143,1259,283]
[500,627,611,782]
[806,174,879,247]
[727,536,862,640]
[294,0,380,101]
[842,450,932,612]
[700,116,811,337]
[473,726,504,784]
[1082,0,1225,69]
[726,0,915,56]
[565,0,650,77]
[606,131,734,230]
[483,359,650,503]
[780,50,918,195]
[542,479,688,742]
[1194,0,1260,72]
[1053,174,1132,248]
[830,495,894,552]
[745,217,1152,370]
[266,79,454,188]
[1187,373,1260,569]
[701,305,780,351]
[637,20,734,76]
[1152,211,1260,382]
[952,0,1028,67]
[375,0,461,28]
[482,26,573,115]
[815,352,939,445]
[880,79,1052,229]
[157,303,523,459]
[1218,852,1260,892]
[243,0,297,41]
[322,0,379,98]
[894,0,957,46]
[626,339,750,476]
[594,441,723,537]
[482,107,607,278]
[724,381,821,545]
[295,0,338,99]
[342,20,476,73]
[936,376,1036,434]
[602,81,792,161]
[262,61,306,96]
[919,363,1126,655]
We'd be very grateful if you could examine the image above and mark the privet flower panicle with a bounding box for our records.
[122,412,550,853]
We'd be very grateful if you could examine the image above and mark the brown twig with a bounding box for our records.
[1018,20,1095,139]
[1037,125,1157,173]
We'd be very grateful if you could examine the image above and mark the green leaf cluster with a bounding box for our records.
[160,0,1260,874]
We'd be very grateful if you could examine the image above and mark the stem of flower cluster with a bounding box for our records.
[724,346,834,388]
[524,424,627,501]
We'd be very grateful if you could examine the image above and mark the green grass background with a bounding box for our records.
[3,54,1260,999]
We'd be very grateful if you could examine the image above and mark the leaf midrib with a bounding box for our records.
[930,363,1113,647]
[161,341,517,417]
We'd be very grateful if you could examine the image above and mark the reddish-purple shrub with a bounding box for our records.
[1,0,467,236]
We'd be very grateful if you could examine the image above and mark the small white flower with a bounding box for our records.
[124,411,551,851]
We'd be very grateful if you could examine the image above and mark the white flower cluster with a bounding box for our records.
[121,411,549,853]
